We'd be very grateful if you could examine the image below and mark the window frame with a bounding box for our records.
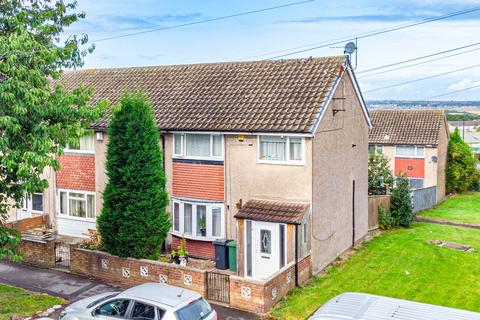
[64,130,95,154]
[171,199,225,241]
[172,132,224,160]
[395,145,425,158]
[257,135,305,165]
[57,189,96,221]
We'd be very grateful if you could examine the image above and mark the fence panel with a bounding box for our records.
[368,195,391,230]
[412,186,437,213]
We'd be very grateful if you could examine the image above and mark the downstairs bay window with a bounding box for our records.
[172,199,224,240]
[58,190,96,219]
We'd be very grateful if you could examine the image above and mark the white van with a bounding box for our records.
[309,292,480,320]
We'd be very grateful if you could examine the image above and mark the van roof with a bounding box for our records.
[309,293,480,320]
[118,283,200,308]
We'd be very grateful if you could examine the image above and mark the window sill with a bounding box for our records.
[394,156,425,159]
[172,155,224,161]
[257,160,305,166]
[171,231,222,242]
[64,150,95,155]
[57,214,96,222]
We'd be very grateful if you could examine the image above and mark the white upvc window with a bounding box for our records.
[395,145,424,158]
[173,133,223,160]
[258,135,304,164]
[171,199,225,240]
[65,130,95,154]
[58,189,96,220]
[369,144,383,154]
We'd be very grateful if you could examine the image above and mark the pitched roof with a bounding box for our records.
[369,109,446,146]
[60,56,346,133]
[234,199,309,224]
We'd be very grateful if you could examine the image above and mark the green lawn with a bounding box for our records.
[271,223,480,319]
[419,192,480,225]
[0,284,64,320]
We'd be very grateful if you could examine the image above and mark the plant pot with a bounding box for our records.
[172,254,180,264]
[179,255,188,266]
[200,228,206,236]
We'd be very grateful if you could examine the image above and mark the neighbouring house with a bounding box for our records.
[448,119,480,133]
[8,55,371,280]
[369,109,449,203]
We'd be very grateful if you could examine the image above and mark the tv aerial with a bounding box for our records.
[344,39,358,70]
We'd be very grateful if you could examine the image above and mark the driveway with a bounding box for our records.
[0,261,258,320]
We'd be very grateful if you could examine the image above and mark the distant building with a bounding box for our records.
[369,109,449,203]
[448,120,480,133]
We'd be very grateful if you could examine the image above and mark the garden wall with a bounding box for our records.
[368,195,391,230]
[6,215,48,232]
[19,239,56,268]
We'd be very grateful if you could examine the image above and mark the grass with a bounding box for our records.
[419,192,480,225]
[0,284,64,320]
[270,223,480,319]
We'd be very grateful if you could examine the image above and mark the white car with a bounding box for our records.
[60,283,217,320]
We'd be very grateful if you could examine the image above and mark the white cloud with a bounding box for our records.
[447,79,480,91]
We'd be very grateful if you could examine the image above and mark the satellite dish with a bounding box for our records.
[344,42,356,54]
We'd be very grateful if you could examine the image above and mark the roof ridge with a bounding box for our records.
[63,55,346,74]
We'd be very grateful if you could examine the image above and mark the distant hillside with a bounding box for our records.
[367,100,480,110]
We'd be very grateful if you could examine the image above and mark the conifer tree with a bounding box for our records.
[447,128,479,193]
[390,174,414,227]
[97,92,169,259]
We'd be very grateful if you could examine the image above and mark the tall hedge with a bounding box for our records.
[446,128,479,193]
[97,91,170,259]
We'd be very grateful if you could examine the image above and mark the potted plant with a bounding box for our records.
[172,237,189,265]
[199,216,207,236]
[170,250,180,264]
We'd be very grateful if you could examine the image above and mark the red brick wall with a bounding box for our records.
[71,248,207,295]
[56,154,95,191]
[6,215,47,232]
[173,162,224,201]
[19,239,56,268]
[171,235,215,260]
[395,158,425,178]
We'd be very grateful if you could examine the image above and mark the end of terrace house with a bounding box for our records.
[9,55,372,279]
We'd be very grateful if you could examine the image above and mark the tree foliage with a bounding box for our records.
[0,0,106,260]
[368,151,394,195]
[97,92,170,260]
[446,128,479,193]
[390,174,414,227]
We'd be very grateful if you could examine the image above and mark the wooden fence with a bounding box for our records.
[367,195,391,230]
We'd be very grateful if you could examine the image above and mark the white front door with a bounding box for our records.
[252,221,280,280]
[17,195,32,220]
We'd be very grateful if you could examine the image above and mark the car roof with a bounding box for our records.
[117,283,201,308]
[309,292,480,320]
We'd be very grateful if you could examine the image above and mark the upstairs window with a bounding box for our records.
[369,144,383,154]
[258,136,304,163]
[173,133,223,160]
[66,130,95,153]
[396,145,424,158]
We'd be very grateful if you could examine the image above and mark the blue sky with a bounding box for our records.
[65,0,480,101]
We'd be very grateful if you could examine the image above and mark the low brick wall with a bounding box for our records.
[6,215,48,232]
[230,255,311,314]
[71,248,207,295]
[20,239,55,268]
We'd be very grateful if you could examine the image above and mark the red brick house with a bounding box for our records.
[13,55,372,280]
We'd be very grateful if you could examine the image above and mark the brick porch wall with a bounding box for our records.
[6,215,48,233]
[171,235,215,260]
[19,239,56,269]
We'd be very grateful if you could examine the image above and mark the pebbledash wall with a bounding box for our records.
[67,246,311,314]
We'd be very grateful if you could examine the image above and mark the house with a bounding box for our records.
[8,55,371,278]
[448,119,480,133]
[368,109,449,202]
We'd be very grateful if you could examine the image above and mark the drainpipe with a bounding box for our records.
[295,224,299,287]
[352,179,356,247]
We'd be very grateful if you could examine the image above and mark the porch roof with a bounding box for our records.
[234,199,308,224]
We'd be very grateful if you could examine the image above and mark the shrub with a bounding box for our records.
[97,91,170,260]
[390,174,414,227]
[368,152,394,195]
[378,204,394,230]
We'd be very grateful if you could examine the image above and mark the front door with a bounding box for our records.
[251,221,280,280]
[17,195,32,220]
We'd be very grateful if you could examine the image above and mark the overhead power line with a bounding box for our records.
[423,83,480,100]
[357,42,480,75]
[254,6,480,60]
[363,63,480,93]
[358,46,480,79]
[92,0,315,43]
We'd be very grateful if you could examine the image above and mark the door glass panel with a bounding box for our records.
[131,302,155,320]
[246,221,252,277]
[196,205,206,236]
[184,204,192,234]
[260,229,271,254]
[279,225,285,268]
[95,299,130,317]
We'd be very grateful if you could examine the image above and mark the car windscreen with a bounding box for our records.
[86,293,120,309]
[175,298,212,320]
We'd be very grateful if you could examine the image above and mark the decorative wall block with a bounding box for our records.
[272,287,277,300]
[159,274,168,284]
[122,267,130,278]
[140,266,148,277]
[241,286,251,299]
[183,274,192,286]
[286,272,292,284]
[101,259,109,270]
